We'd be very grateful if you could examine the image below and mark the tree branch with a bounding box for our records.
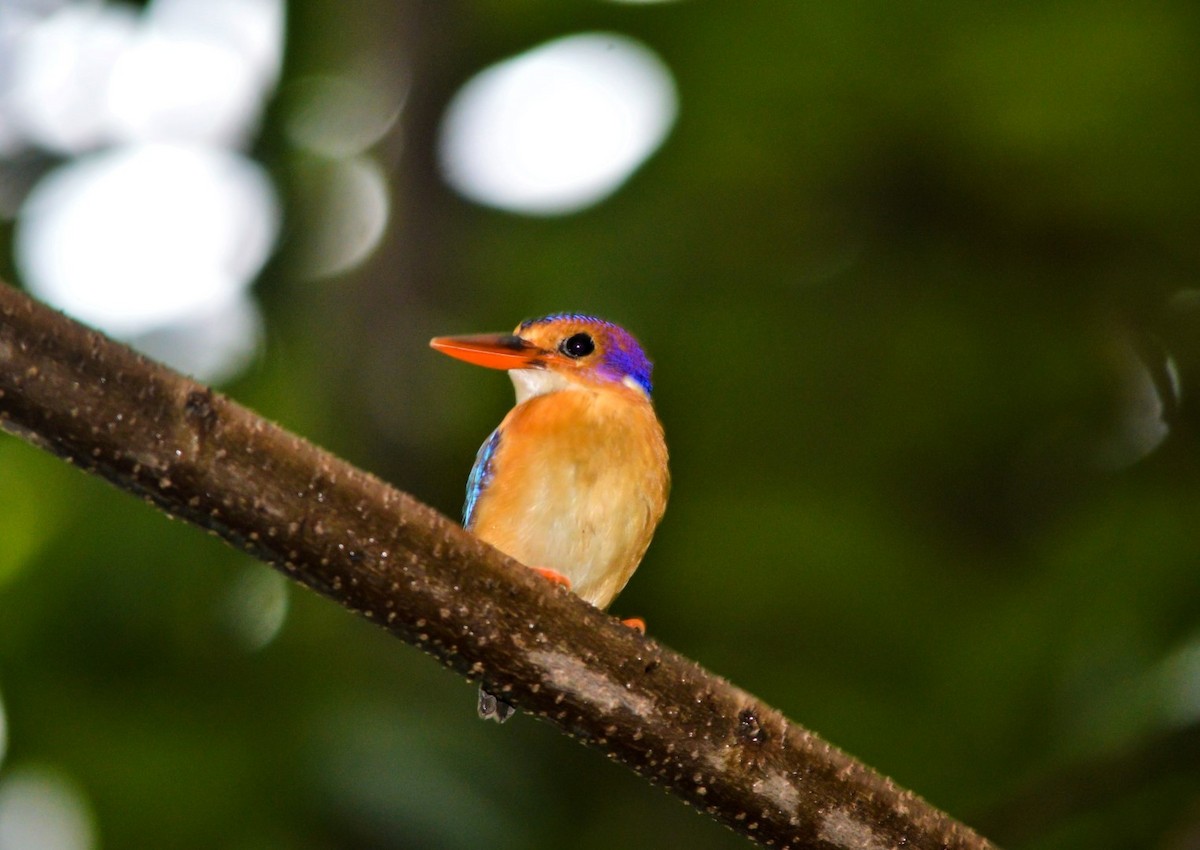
[0,282,996,850]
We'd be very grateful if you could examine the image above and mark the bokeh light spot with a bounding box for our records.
[291,155,391,280]
[0,766,96,850]
[145,0,284,89]
[221,565,290,651]
[1093,332,1175,470]
[438,32,677,215]
[1155,633,1200,728]
[129,292,263,384]
[107,32,260,147]
[7,3,139,154]
[286,74,404,158]
[16,144,278,338]
[1,0,283,152]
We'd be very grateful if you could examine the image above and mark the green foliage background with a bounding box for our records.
[5,2,1200,848]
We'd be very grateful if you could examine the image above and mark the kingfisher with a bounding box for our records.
[430,313,669,722]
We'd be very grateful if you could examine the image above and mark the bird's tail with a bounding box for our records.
[478,686,515,723]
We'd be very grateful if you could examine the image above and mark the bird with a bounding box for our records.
[430,313,669,722]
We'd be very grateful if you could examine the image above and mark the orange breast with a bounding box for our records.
[468,386,668,609]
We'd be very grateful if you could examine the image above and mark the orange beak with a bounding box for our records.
[429,333,544,370]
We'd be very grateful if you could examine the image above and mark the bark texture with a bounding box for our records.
[0,282,997,850]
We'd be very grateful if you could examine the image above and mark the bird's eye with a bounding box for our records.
[560,332,595,358]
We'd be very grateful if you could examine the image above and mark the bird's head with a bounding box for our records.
[431,313,654,403]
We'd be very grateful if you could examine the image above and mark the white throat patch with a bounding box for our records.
[509,368,572,404]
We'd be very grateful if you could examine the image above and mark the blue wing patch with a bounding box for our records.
[463,428,502,529]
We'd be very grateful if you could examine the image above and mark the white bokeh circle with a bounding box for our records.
[16,143,278,338]
[438,32,678,215]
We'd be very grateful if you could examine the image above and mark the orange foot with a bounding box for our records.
[621,617,646,635]
[532,567,572,589]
